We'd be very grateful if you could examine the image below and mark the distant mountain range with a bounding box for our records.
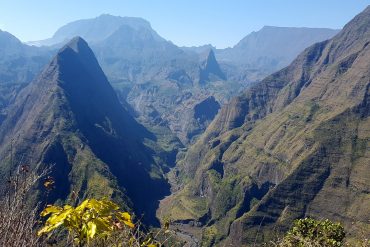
[217,26,339,68]
[22,15,338,145]
[161,6,370,246]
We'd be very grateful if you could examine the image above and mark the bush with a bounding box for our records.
[280,218,345,247]
[38,198,176,247]
[38,199,135,246]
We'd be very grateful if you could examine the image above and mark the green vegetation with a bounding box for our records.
[281,218,345,247]
[272,218,370,247]
[1,167,369,247]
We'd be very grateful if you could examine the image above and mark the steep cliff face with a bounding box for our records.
[0,37,171,225]
[181,96,221,144]
[159,6,370,245]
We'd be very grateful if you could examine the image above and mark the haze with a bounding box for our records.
[0,0,368,48]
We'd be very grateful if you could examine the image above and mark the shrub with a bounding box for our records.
[280,218,345,247]
[38,198,135,246]
[38,198,175,247]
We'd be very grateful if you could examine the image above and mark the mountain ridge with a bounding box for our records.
[159,6,370,245]
[0,36,172,225]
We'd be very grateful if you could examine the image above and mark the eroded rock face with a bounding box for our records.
[162,6,370,246]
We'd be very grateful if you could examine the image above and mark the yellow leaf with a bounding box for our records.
[40,205,62,217]
[123,220,135,228]
[87,221,97,239]
[120,212,131,221]
[75,199,89,212]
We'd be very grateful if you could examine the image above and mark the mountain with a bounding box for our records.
[0,30,52,110]
[199,49,226,84]
[28,15,226,145]
[0,29,28,57]
[92,23,195,85]
[25,16,340,146]
[0,37,174,225]
[88,19,235,145]
[27,14,160,46]
[160,6,370,245]
[181,44,216,55]
[216,26,339,72]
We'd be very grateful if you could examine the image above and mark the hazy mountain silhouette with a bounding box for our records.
[0,30,52,110]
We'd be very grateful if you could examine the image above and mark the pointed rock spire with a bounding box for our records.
[199,49,226,84]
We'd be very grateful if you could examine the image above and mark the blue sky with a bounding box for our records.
[0,0,369,48]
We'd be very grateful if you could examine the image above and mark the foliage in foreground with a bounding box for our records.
[0,166,175,247]
[271,218,369,247]
[282,218,345,247]
[38,198,178,247]
[1,167,368,247]
[38,199,134,245]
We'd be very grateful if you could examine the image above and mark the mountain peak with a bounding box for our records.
[0,29,23,45]
[28,15,155,47]
[199,49,226,83]
[56,36,101,74]
[65,36,87,49]
[205,48,216,61]
[58,36,92,55]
